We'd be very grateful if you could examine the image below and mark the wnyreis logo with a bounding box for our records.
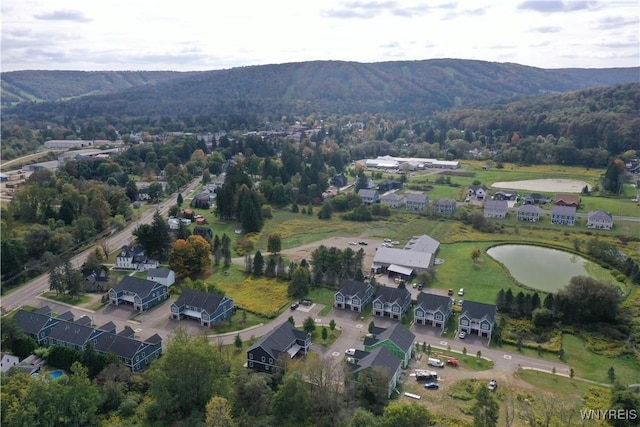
[580,409,638,421]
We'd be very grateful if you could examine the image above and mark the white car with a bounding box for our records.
[488,379,498,391]
[458,288,464,296]
[349,241,358,246]
[459,331,466,339]
[345,348,356,356]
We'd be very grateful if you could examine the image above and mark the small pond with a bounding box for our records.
[487,244,614,292]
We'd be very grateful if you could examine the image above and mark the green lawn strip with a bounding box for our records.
[560,334,640,384]
[310,327,342,348]
[41,292,91,306]
[306,286,339,314]
[517,368,610,397]
[209,309,266,334]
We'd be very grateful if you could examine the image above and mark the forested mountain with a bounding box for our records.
[1,70,195,105]
[3,59,638,119]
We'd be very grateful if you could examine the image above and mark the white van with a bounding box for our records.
[427,357,445,368]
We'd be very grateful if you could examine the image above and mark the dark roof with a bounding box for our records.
[57,311,74,321]
[337,279,371,298]
[460,301,497,324]
[374,286,410,305]
[117,328,136,338]
[193,226,213,237]
[48,320,99,346]
[552,205,577,215]
[363,323,415,354]
[113,276,163,298]
[75,316,92,326]
[95,333,144,359]
[416,292,452,313]
[14,310,56,335]
[118,245,144,258]
[97,321,117,333]
[145,334,162,345]
[248,322,310,360]
[173,288,228,314]
[82,268,107,280]
[146,268,172,278]
[34,306,52,316]
[353,347,402,382]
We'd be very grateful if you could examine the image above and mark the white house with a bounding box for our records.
[146,268,176,287]
[115,245,159,270]
[168,218,180,230]
[0,352,20,373]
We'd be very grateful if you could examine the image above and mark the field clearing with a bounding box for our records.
[491,178,591,193]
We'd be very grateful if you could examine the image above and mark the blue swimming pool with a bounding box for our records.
[49,370,64,379]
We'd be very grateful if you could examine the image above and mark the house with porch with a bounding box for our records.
[334,279,374,312]
[435,198,456,215]
[95,332,162,372]
[171,288,234,327]
[190,192,212,209]
[380,193,405,208]
[347,347,402,398]
[247,322,311,373]
[555,194,580,208]
[83,268,108,292]
[484,200,508,218]
[45,318,105,351]
[193,226,214,242]
[109,276,169,312]
[551,205,577,226]
[12,306,59,343]
[523,193,549,205]
[494,190,517,201]
[146,268,175,287]
[372,287,411,320]
[468,185,489,200]
[405,193,428,211]
[363,323,415,368]
[517,204,541,222]
[115,245,159,270]
[358,189,380,205]
[458,301,497,341]
[586,211,613,230]
[414,292,453,331]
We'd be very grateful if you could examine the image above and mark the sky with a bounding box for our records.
[1,0,639,72]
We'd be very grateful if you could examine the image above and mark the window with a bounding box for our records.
[269,358,273,364]
[249,361,253,367]
[416,310,423,317]
[336,295,343,302]
[249,353,253,359]
[265,365,269,371]
[261,356,265,362]
[435,314,442,320]
[460,319,469,326]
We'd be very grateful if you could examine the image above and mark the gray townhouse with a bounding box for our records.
[372,286,411,320]
[334,279,374,312]
[109,276,169,312]
[414,292,453,331]
[171,288,234,327]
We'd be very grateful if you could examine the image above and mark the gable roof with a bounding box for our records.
[405,193,427,203]
[173,288,228,314]
[364,323,415,354]
[373,247,432,271]
[555,194,579,205]
[403,234,439,253]
[587,210,613,221]
[460,301,497,324]
[437,198,456,206]
[337,279,372,298]
[374,286,410,305]
[416,292,452,313]
[48,320,99,346]
[193,226,213,237]
[358,189,379,198]
[146,268,172,278]
[95,333,144,359]
[484,200,508,210]
[34,306,52,316]
[380,193,404,202]
[552,205,577,216]
[113,276,163,298]
[353,346,402,382]
[14,310,57,335]
[518,204,541,214]
[248,322,309,360]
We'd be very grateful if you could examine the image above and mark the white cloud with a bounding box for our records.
[1,0,638,71]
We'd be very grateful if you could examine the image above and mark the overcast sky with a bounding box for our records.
[2,0,638,72]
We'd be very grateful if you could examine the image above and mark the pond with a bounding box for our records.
[487,244,614,292]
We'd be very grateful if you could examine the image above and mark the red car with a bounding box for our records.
[447,289,454,296]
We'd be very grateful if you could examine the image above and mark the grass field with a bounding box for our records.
[41,292,91,306]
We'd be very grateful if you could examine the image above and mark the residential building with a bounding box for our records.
[523,193,549,205]
[551,205,577,226]
[380,193,405,208]
[115,245,159,270]
[377,180,403,192]
[458,301,497,341]
[193,226,214,242]
[247,322,311,373]
[358,189,380,205]
[13,309,162,372]
[1,353,20,373]
[190,192,212,209]
[414,292,453,331]
[347,347,402,398]
[372,234,440,279]
[435,198,456,215]
[168,218,180,230]
[405,193,428,211]
[363,323,415,368]
[146,268,175,287]
[171,288,234,327]
[108,276,169,311]
[372,287,411,320]
[517,204,541,222]
[494,190,517,201]
[555,194,580,208]
[330,173,349,188]
[468,185,489,200]
[334,279,374,312]
[484,200,508,218]
[586,211,613,229]
[82,268,108,292]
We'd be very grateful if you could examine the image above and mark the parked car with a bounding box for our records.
[424,382,439,389]
[290,302,299,310]
[427,358,445,368]
[448,289,454,296]
[417,284,423,290]
[349,241,358,246]
[446,358,459,367]
[415,370,438,381]
[359,241,368,245]
[488,379,498,391]
[459,331,466,339]
[457,299,464,306]
[391,241,400,245]
[345,348,356,356]
[383,238,392,243]
[458,288,464,296]
[300,299,313,306]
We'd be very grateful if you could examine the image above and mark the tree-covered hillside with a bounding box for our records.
[3,59,638,119]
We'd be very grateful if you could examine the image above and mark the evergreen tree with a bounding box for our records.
[265,257,276,278]
[504,289,514,315]
[253,251,265,276]
[543,293,555,310]
[222,233,232,268]
[213,234,222,265]
[288,267,310,298]
[496,289,506,312]
[177,193,183,206]
[473,384,499,427]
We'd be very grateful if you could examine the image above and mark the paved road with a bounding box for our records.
[0,178,202,314]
